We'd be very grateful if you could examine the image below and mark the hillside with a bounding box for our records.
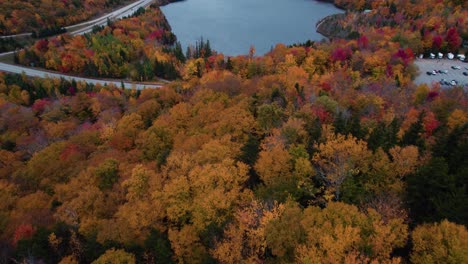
[0,0,467,263]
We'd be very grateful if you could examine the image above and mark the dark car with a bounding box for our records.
[463,72,468,76]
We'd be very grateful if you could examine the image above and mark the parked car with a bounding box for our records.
[450,80,458,86]
[463,72,468,76]
[451,66,461,70]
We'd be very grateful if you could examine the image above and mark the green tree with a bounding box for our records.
[136,126,173,166]
[401,111,426,152]
[257,103,284,133]
[407,157,467,225]
[144,229,174,264]
[95,159,119,190]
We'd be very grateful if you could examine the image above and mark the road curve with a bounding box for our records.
[0,0,155,38]
[0,62,163,90]
[69,0,155,36]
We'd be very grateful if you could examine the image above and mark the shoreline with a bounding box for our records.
[314,0,349,40]
[315,13,347,40]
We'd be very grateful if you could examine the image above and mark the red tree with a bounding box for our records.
[13,224,36,246]
[445,27,461,51]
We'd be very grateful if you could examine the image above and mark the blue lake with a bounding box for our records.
[161,0,343,55]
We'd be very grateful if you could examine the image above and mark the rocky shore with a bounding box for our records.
[315,13,348,39]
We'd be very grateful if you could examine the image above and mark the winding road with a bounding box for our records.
[67,0,155,36]
[1,0,155,38]
[0,62,162,89]
[0,0,164,89]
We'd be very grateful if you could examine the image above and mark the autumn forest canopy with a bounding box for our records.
[0,0,467,263]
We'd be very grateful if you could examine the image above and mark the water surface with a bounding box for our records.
[161,0,343,55]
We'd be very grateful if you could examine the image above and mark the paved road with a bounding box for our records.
[414,59,468,88]
[0,33,31,39]
[0,0,155,38]
[69,0,155,36]
[0,62,162,90]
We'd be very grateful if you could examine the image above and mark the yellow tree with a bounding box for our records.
[110,164,166,244]
[168,225,208,264]
[110,113,144,151]
[447,109,467,131]
[92,248,135,264]
[411,220,468,264]
[161,154,250,231]
[297,202,407,264]
[54,168,115,236]
[211,200,283,263]
[255,139,292,188]
[265,200,304,261]
[157,140,253,261]
[255,136,315,201]
[312,131,372,201]
[365,145,419,198]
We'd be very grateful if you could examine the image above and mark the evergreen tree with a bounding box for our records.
[407,157,467,225]
[401,112,426,152]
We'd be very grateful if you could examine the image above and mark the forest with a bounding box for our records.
[0,0,467,263]
[15,5,181,81]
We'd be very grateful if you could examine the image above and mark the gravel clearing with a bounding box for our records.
[413,58,468,89]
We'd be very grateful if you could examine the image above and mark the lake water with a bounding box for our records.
[161,0,343,56]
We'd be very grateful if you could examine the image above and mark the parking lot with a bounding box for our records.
[413,58,468,88]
